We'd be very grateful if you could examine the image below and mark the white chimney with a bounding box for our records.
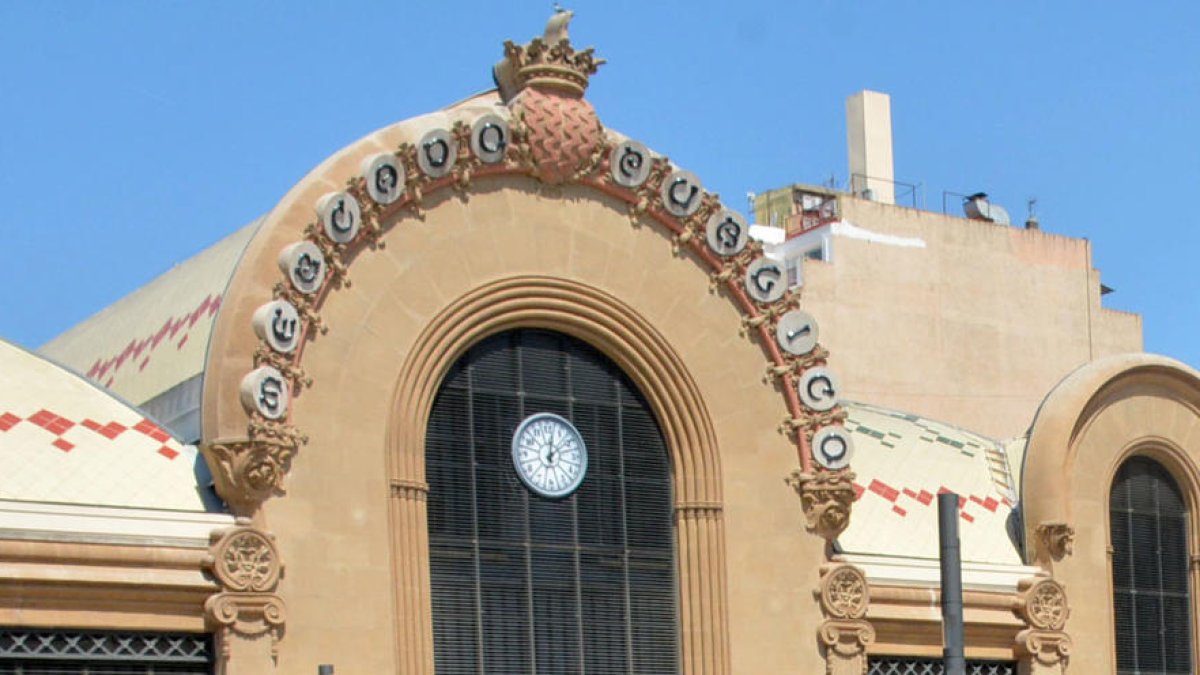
[846,90,895,205]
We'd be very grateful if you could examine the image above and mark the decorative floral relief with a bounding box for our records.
[203,526,287,662]
[819,564,869,619]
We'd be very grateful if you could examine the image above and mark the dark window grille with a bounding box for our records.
[426,330,679,674]
[1111,456,1193,675]
[427,329,681,672]
[0,629,211,674]
[867,657,1015,675]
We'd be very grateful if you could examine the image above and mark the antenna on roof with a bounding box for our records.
[1025,197,1039,230]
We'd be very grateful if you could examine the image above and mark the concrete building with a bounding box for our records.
[753,179,1141,441]
[1,14,1197,675]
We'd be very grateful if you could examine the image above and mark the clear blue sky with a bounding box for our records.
[2,2,1197,368]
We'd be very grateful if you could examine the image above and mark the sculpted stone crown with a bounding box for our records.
[501,11,605,98]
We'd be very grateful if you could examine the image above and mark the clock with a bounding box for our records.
[511,413,588,499]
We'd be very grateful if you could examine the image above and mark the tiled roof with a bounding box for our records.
[0,338,219,512]
[40,219,261,405]
[838,401,1024,565]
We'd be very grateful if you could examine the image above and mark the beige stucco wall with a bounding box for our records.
[801,196,1142,440]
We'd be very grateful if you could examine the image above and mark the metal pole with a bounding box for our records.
[318,665,334,675]
[938,492,966,675]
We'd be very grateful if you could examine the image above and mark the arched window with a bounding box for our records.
[1110,456,1192,675]
[425,329,679,674]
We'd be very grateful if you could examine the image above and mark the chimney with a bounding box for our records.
[846,90,895,205]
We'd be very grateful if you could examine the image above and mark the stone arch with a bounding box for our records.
[386,275,727,673]
[198,18,846,674]
[1022,353,1200,674]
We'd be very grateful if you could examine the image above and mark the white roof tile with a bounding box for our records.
[838,401,1023,565]
[0,339,219,512]
[40,219,260,405]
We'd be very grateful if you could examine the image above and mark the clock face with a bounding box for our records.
[511,413,588,499]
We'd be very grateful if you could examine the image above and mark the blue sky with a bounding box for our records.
[2,2,1197,368]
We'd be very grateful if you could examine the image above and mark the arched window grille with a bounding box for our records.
[425,330,679,674]
[1110,455,1193,675]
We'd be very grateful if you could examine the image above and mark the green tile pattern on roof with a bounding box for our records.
[837,400,1025,565]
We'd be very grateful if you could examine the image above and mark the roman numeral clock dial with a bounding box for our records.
[511,413,588,499]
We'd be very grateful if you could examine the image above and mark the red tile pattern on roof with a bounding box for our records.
[852,478,1002,524]
[83,294,222,387]
[0,408,178,459]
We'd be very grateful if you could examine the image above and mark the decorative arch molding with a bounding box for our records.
[1022,353,1200,553]
[386,275,729,673]
[200,13,853,532]
[198,14,850,674]
[1021,353,1200,673]
[388,275,722,505]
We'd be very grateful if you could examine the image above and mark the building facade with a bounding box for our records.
[3,14,1198,675]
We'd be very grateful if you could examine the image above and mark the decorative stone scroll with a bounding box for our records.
[816,563,874,675]
[203,525,287,663]
[200,419,307,516]
[1035,521,1075,563]
[1014,577,1072,674]
[786,469,857,540]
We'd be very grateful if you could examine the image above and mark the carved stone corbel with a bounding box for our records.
[1014,577,1071,674]
[201,418,307,516]
[203,524,287,665]
[1034,521,1075,564]
[815,563,874,675]
[787,469,857,540]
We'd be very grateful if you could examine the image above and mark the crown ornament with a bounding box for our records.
[495,10,605,101]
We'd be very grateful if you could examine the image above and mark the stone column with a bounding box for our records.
[816,563,874,675]
[675,501,731,675]
[1014,577,1072,675]
[202,524,287,675]
[390,478,435,674]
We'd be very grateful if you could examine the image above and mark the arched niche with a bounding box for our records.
[1022,353,1200,674]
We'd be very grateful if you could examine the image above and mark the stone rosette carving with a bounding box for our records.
[816,563,873,675]
[1014,577,1071,671]
[818,563,869,619]
[1035,521,1075,562]
[203,525,287,661]
[1017,577,1069,631]
[786,469,857,540]
[209,527,282,593]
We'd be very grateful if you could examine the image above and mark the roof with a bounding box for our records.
[0,338,222,512]
[838,401,1024,565]
[40,219,261,406]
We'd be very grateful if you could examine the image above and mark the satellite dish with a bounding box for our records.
[963,192,1011,225]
